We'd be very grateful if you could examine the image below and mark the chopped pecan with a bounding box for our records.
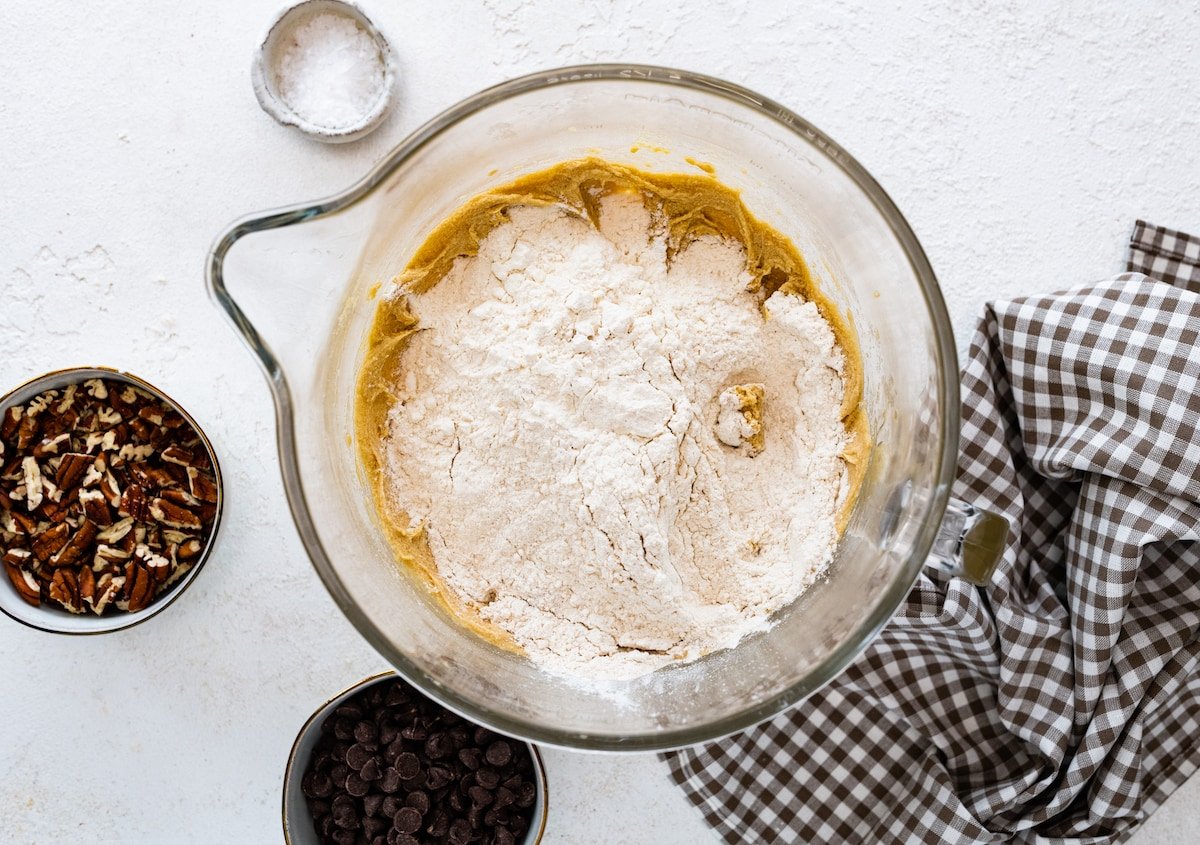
[49,520,97,567]
[31,432,69,457]
[160,488,199,508]
[79,488,112,525]
[119,484,150,521]
[123,561,154,612]
[16,412,39,450]
[5,559,40,606]
[100,469,121,508]
[148,498,201,531]
[0,406,22,440]
[176,538,203,561]
[90,572,123,614]
[48,567,81,613]
[56,452,93,492]
[22,456,43,512]
[187,466,219,503]
[31,522,70,563]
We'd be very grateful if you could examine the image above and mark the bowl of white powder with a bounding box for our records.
[253,0,394,143]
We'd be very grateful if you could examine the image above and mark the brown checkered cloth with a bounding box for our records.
[666,220,1200,844]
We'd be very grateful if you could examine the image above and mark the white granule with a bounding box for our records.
[380,194,849,679]
[274,12,384,129]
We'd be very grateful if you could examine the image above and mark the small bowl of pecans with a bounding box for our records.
[283,672,548,845]
[0,367,222,634]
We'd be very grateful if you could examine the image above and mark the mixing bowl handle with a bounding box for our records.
[925,499,1010,585]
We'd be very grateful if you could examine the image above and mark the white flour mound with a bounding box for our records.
[380,195,849,679]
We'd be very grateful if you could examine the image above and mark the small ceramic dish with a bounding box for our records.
[283,671,549,845]
[253,0,396,143]
[0,367,223,635]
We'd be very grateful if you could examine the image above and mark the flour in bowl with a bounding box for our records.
[369,187,855,679]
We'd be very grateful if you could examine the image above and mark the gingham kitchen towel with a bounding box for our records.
[666,220,1200,844]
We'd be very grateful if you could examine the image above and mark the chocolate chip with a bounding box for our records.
[425,732,453,760]
[468,802,485,830]
[400,724,428,741]
[448,818,473,845]
[385,738,405,764]
[347,743,375,771]
[333,717,355,741]
[381,795,403,819]
[363,793,384,818]
[302,770,333,798]
[355,721,379,744]
[475,768,500,790]
[379,725,399,745]
[363,816,387,838]
[515,781,536,809]
[405,790,430,815]
[387,833,418,845]
[331,828,356,845]
[393,806,422,835]
[360,757,382,781]
[473,727,493,746]
[330,763,351,790]
[379,766,402,793]
[427,807,451,838]
[395,751,420,780]
[458,772,476,796]
[331,794,359,830]
[484,740,512,768]
[336,703,364,721]
[458,747,483,771]
[493,786,514,809]
[492,828,515,845]
[345,772,369,797]
[384,682,410,706]
[425,765,453,790]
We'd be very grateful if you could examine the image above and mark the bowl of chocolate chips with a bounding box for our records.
[0,367,222,634]
[284,672,547,845]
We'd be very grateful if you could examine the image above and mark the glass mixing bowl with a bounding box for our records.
[208,65,1007,751]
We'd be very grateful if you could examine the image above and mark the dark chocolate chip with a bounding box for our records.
[385,682,410,706]
[515,781,536,809]
[425,766,453,790]
[363,793,384,818]
[385,738,405,764]
[308,798,330,819]
[457,747,483,771]
[492,828,515,845]
[331,828,356,845]
[492,786,514,809]
[360,756,382,781]
[302,770,333,799]
[484,741,512,768]
[473,727,493,746]
[379,766,402,794]
[401,768,427,791]
[355,721,379,744]
[331,795,359,830]
[347,743,375,771]
[393,806,422,835]
[448,818,473,845]
[501,774,522,791]
[330,764,351,790]
[395,751,420,780]
[474,768,500,790]
[405,790,430,815]
[458,772,476,796]
[425,733,453,760]
[400,724,428,741]
[336,703,364,721]
[468,802,485,830]
[363,816,387,838]
[381,795,403,819]
[333,717,355,741]
[427,807,451,838]
[346,772,369,797]
[379,725,399,746]
[449,726,470,749]
[320,815,336,838]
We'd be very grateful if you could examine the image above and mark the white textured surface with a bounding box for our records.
[0,1,1197,843]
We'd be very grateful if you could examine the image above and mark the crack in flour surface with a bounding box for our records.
[379,195,849,679]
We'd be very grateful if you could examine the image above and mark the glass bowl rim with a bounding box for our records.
[207,63,959,751]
